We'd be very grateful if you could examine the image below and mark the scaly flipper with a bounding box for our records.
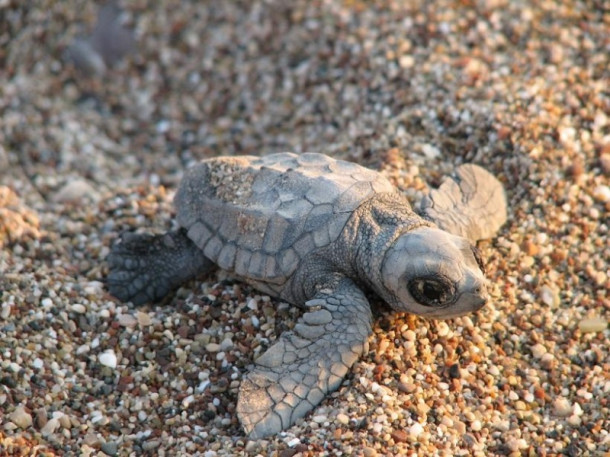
[237,278,373,439]
[419,164,507,241]
[106,229,215,305]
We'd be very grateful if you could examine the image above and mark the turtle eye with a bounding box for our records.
[471,246,485,274]
[408,277,455,307]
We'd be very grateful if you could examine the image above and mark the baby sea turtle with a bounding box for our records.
[107,152,507,438]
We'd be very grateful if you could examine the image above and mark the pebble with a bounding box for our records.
[41,418,60,436]
[70,304,87,314]
[531,343,547,358]
[600,153,610,174]
[220,338,233,351]
[378,339,390,354]
[336,413,349,425]
[362,447,378,457]
[118,313,137,327]
[592,185,610,202]
[286,437,300,447]
[142,439,161,451]
[578,317,607,333]
[101,442,119,456]
[58,414,72,429]
[539,285,560,308]
[98,350,117,369]
[9,406,32,429]
[83,432,102,449]
[136,312,152,326]
[409,422,424,438]
[53,179,101,203]
[391,429,408,442]
[35,408,47,429]
[553,397,573,417]
[507,438,528,451]
[206,343,221,352]
[312,414,327,424]
[436,321,450,337]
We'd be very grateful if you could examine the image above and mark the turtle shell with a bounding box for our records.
[174,153,395,283]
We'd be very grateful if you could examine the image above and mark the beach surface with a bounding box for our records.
[0,1,608,455]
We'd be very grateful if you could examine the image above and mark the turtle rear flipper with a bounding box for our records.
[237,277,373,438]
[106,229,214,305]
[418,164,507,242]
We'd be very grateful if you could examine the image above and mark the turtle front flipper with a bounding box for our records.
[418,164,507,242]
[237,278,373,439]
[106,228,214,305]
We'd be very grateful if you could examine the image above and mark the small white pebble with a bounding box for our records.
[98,350,117,368]
[399,55,415,68]
[156,120,170,133]
[1,303,10,319]
[507,438,528,451]
[438,382,449,391]
[403,329,416,341]
[313,414,327,424]
[421,143,440,158]
[409,422,424,437]
[182,395,195,408]
[592,185,610,202]
[531,343,547,358]
[470,420,482,431]
[567,414,582,426]
[205,343,220,352]
[41,298,53,308]
[70,304,87,314]
[539,285,560,308]
[197,380,210,393]
[436,322,449,337]
[553,396,573,416]
[286,437,300,447]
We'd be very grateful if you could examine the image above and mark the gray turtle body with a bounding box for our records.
[107,152,507,438]
[174,153,397,298]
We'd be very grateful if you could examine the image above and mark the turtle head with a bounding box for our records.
[379,227,488,319]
